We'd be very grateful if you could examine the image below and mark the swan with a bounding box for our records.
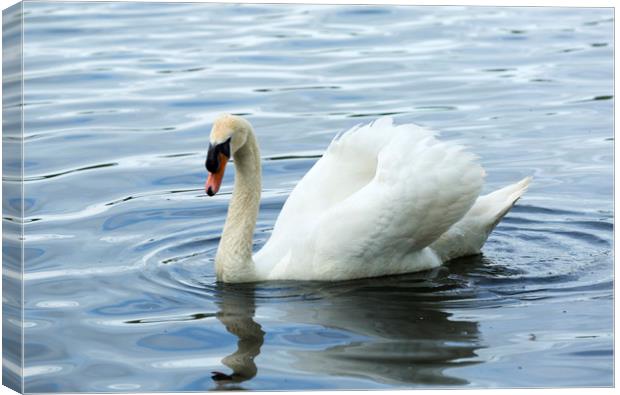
[205,114,531,283]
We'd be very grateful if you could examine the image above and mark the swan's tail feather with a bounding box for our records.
[474,175,532,231]
[430,176,532,262]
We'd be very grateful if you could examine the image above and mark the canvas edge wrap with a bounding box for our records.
[3,1,24,393]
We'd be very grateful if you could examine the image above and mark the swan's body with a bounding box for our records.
[205,114,531,283]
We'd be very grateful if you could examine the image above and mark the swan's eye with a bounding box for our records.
[205,138,231,173]
[219,137,231,158]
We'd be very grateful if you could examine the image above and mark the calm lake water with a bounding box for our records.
[18,2,613,391]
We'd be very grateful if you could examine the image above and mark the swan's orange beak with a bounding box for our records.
[206,153,228,196]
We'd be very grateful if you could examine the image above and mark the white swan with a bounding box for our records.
[205,114,531,283]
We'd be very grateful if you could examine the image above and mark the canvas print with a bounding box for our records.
[2,1,613,392]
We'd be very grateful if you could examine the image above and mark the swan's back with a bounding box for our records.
[254,117,486,280]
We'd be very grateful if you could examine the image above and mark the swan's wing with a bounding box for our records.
[255,117,397,272]
[254,117,485,279]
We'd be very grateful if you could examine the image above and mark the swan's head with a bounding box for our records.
[205,114,252,196]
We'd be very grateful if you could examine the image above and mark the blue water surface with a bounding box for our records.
[19,2,612,391]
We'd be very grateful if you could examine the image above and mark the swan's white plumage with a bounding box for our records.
[251,117,522,281]
[430,175,532,262]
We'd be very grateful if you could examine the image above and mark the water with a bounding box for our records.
[16,2,613,391]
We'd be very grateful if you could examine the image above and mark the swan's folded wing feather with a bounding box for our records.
[255,117,401,275]
[258,119,398,234]
[286,117,401,214]
[310,122,485,275]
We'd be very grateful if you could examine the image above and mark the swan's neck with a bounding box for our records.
[215,131,261,282]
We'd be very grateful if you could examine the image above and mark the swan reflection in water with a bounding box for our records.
[210,256,497,389]
[211,283,264,389]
